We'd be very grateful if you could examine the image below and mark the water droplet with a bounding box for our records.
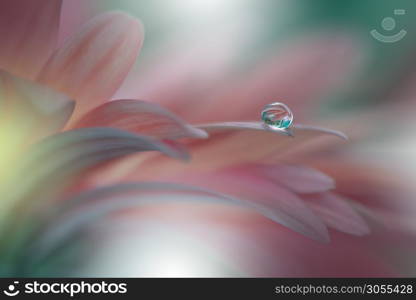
[261,102,293,129]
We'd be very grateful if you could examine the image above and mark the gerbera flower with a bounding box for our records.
[0,1,409,277]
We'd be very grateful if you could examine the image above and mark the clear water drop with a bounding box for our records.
[261,102,293,129]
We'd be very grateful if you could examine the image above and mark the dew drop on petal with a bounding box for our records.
[261,102,293,129]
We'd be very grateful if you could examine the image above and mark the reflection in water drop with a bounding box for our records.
[261,102,293,130]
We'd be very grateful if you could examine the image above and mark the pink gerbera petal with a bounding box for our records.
[72,99,208,139]
[254,164,335,194]
[157,170,330,242]
[93,120,348,185]
[303,192,370,236]
[38,12,144,120]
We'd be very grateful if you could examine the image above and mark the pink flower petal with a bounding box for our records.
[303,192,370,236]
[163,170,329,242]
[29,181,330,258]
[167,121,348,170]
[72,99,208,139]
[309,159,407,210]
[38,12,144,120]
[58,0,96,48]
[114,32,237,109]
[254,164,335,194]
[0,0,62,79]
[197,121,348,140]
[9,128,189,206]
[107,121,348,184]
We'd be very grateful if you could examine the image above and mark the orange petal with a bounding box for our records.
[38,12,144,120]
[0,0,62,79]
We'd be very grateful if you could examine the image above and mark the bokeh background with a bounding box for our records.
[62,0,416,276]
[3,0,416,277]
[68,0,416,170]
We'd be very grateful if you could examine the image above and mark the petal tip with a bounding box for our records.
[185,125,209,139]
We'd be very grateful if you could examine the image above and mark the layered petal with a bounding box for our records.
[72,99,208,139]
[136,122,346,176]
[0,128,189,231]
[309,158,410,210]
[201,213,392,276]
[198,122,347,139]
[38,12,144,120]
[21,127,189,190]
[303,192,370,236]
[254,164,335,194]
[150,169,330,242]
[27,180,328,266]
[0,0,62,79]
[88,121,347,187]
[55,192,389,277]
[188,122,347,169]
